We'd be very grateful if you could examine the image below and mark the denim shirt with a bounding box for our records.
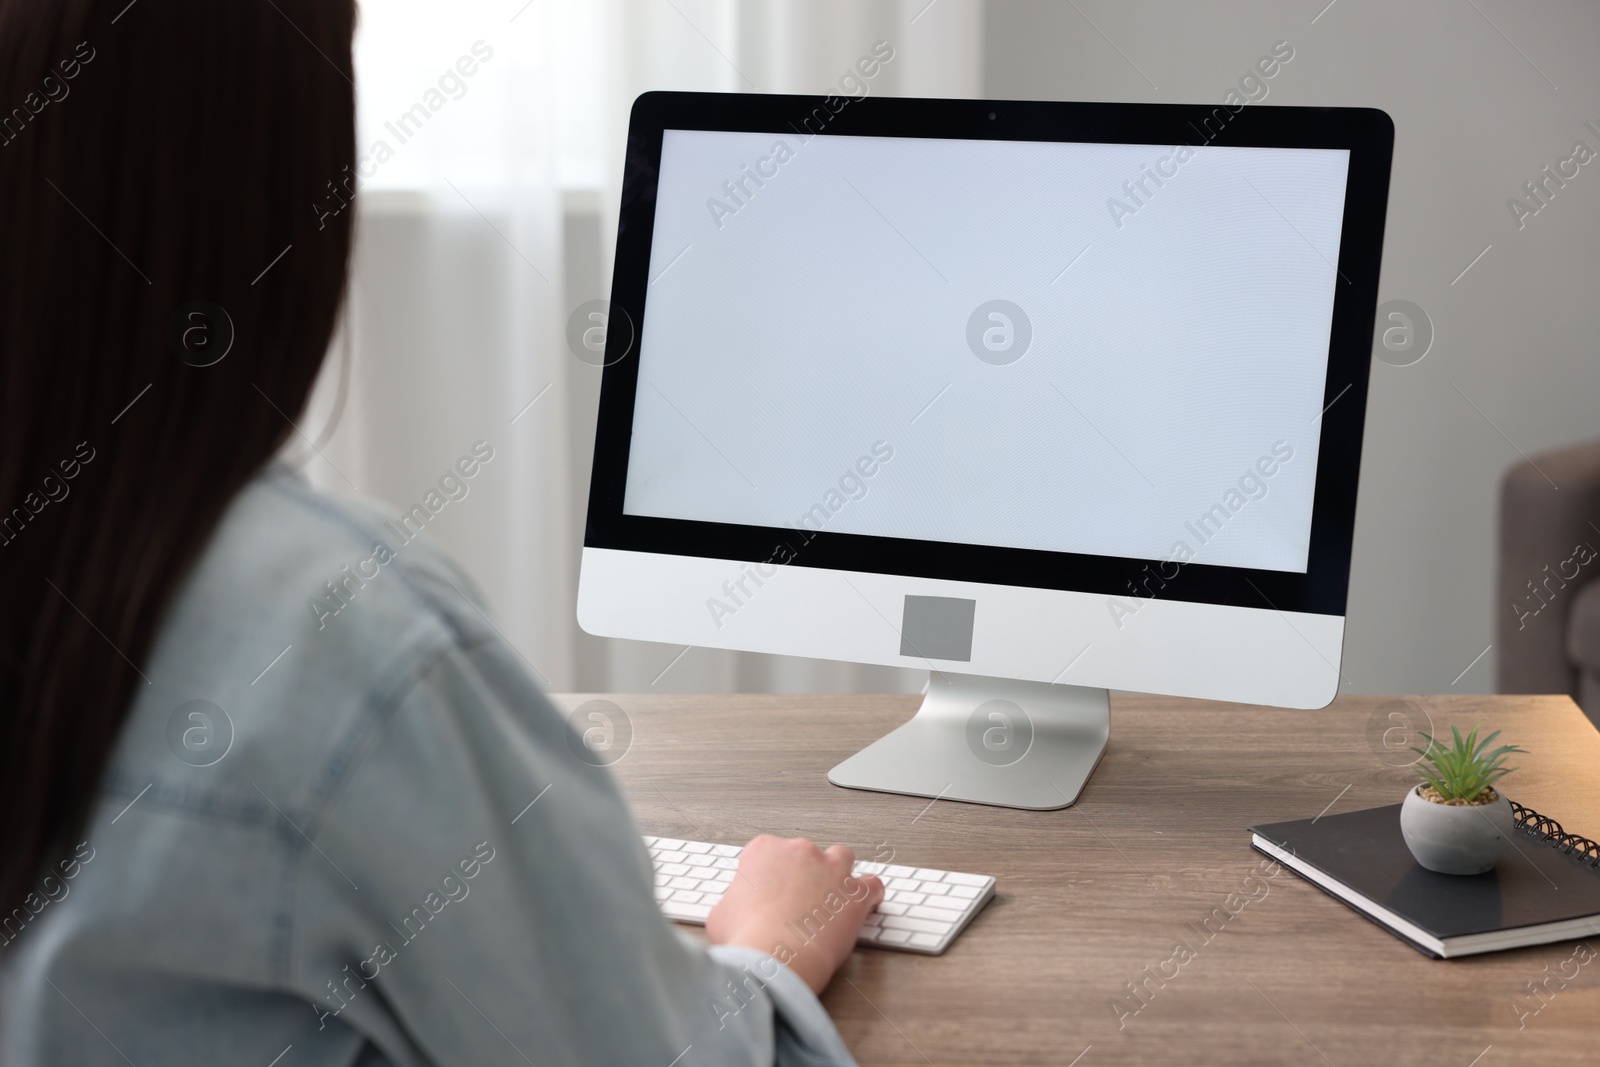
[0,463,856,1067]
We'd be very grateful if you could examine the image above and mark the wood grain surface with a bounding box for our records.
[552,691,1600,1067]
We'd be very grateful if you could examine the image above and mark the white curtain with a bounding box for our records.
[298,0,982,694]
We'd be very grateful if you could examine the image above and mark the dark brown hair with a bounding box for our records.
[0,0,357,906]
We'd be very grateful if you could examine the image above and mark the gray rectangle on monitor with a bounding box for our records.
[901,595,976,661]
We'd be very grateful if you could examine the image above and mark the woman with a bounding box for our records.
[0,1,882,1063]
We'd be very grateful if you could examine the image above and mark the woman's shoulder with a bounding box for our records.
[228,461,492,640]
[97,462,501,825]
[16,465,550,1023]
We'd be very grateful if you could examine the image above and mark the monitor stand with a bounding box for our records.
[827,672,1110,810]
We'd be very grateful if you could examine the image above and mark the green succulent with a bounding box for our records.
[1410,724,1524,803]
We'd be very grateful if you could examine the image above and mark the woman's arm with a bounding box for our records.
[285,629,868,1066]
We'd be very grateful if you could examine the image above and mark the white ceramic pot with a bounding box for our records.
[1399,785,1514,875]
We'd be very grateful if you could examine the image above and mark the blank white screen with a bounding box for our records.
[622,128,1350,573]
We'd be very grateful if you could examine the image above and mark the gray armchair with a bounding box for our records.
[1497,438,1600,728]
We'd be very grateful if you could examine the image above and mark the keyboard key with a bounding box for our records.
[855,862,886,876]
[656,851,687,865]
[877,901,908,916]
[711,844,741,857]
[659,863,689,876]
[665,901,712,921]
[668,876,699,890]
[908,904,964,922]
[920,882,950,896]
[641,836,657,846]
[682,842,713,854]
[948,884,982,899]
[880,915,954,935]
[913,869,945,882]
[878,928,913,945]
[944,872,989,887]
[684,855,715,868]
[887,878,920,891]
[918,898,967,916]
[654,839,684,850]
[883,866,913,878]
[910,933,944,949]
[670,890,702,904]
[895,892,926,906]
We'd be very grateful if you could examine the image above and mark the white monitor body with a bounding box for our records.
[578,549,1342,708]
[579,93,1393,810]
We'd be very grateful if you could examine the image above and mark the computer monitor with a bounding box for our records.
[579,92,1394,810]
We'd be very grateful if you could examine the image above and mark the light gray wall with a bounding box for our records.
[984,0,1600,696]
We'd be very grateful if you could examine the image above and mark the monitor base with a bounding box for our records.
[828,672,1110,810]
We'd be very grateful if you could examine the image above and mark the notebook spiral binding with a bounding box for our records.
[1511,800,1600,869]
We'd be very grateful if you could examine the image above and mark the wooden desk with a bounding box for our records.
[558,692,1600,1066]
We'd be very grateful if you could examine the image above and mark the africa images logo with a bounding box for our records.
[165,700,234,767]
[966,300,1032,366]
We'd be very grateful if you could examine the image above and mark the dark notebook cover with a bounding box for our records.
[1249,803,1600,953]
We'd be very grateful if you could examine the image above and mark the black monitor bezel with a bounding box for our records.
[585,91,1393,618]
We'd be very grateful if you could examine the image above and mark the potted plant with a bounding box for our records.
[1399,724,1525,876]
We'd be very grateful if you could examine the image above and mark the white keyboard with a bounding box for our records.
[643,836,996,955]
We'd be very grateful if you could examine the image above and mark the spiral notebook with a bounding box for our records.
[1249,800,1600,958]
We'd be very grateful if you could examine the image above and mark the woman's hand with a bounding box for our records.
[705,835,886,994]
